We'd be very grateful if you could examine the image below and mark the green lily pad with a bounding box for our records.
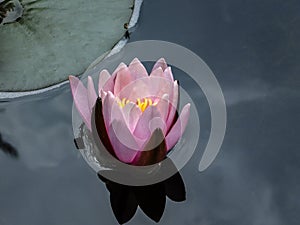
[0,0,134,92]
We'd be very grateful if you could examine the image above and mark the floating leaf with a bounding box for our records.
[0,0,133,91]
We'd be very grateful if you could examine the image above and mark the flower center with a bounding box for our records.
[136,98,154,112]
[118,97,156,112]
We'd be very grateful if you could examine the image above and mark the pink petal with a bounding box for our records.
[166,81,179,130]
[102,91,115,130]
[102,75,115,93]
[155,94,170,123]
[108,120,140,163]
[100,89,107,100]
[122,102,142,132]
[112,62,127,77]
[98,70,111,95]
[165,103,190,151]
[102,92,144,145]
[87,76,97,111]
[133,105,161,140]
[152,58,168,72]
[149,67,164,78]
[109,98,128,127]
[119,76,173,102]
[113,65,133,96]
[148,117,167,135]
[163,66,174,81]
[102,63,127,93]
[117,77,150,100]
[131,128,167,166]
[69,75,92,131]
[149,76,174,101]
[128,58,148,79]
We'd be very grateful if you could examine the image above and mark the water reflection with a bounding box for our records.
[98,166,185,224]
[0,133,18,158]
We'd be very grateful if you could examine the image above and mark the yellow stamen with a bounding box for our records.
[118,98,130,108]
[136,98,154,112]
[141,102,146,111]
[119,97,156,112]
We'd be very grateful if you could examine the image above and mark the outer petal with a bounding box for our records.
[150,67,164,78]
[93,98,115,157]
[102,74,115,93]
[87,76,97,111]
[152,58,168,72]
[69,75,92,130]
[165,103,190,151]
[163,67,174,82]
[114,65,133,96]
[98,69,111,95]
[102,63,127,93]
[108,120,140,163]
[128,58,148,79]
[102,91,115,130]
[112,62,127,77]
[166,81,179,130]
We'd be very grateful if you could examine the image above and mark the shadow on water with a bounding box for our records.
[0,133,19,158]
[98,170,186,224]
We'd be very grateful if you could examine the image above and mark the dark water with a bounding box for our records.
[1,0,300,224]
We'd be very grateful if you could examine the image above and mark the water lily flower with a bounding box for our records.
[69,58,190,166]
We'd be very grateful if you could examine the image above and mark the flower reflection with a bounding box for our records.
[97,160,185,224]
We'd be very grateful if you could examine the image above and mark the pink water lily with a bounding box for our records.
[69,58,190,166]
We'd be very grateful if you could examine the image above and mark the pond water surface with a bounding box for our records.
[1,0,300,224]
